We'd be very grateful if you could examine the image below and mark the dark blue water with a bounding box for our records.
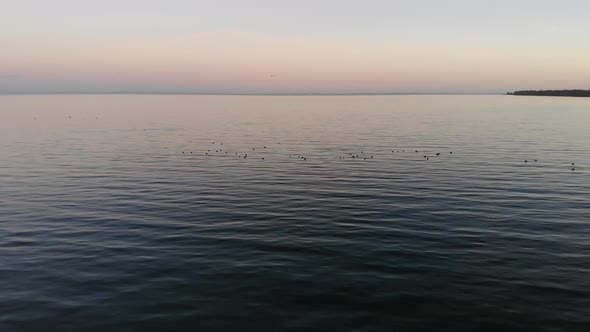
[1,95,590,331]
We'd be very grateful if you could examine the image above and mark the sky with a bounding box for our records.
[1,0,590,94]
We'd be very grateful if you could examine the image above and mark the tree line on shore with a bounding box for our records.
[507,90,590,97]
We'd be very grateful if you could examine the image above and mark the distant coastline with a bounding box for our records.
[507,90,590,97]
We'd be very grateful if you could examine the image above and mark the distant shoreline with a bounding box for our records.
[508,90,590,97]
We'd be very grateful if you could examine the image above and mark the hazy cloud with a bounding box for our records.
[0,76,208,94]
[0,74,21,80]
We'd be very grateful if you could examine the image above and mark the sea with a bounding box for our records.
[1,94,589,331]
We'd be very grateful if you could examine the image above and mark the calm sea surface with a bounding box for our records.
[1,95,589,331]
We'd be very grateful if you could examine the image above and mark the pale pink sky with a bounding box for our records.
[2,1,590,93]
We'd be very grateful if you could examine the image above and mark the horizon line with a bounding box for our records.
[0,91,504,96]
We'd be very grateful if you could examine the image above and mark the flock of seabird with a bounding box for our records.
[46,117,582,171]
[183,142,279,160]
[182,143,578,171]
[57,116,580,171]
